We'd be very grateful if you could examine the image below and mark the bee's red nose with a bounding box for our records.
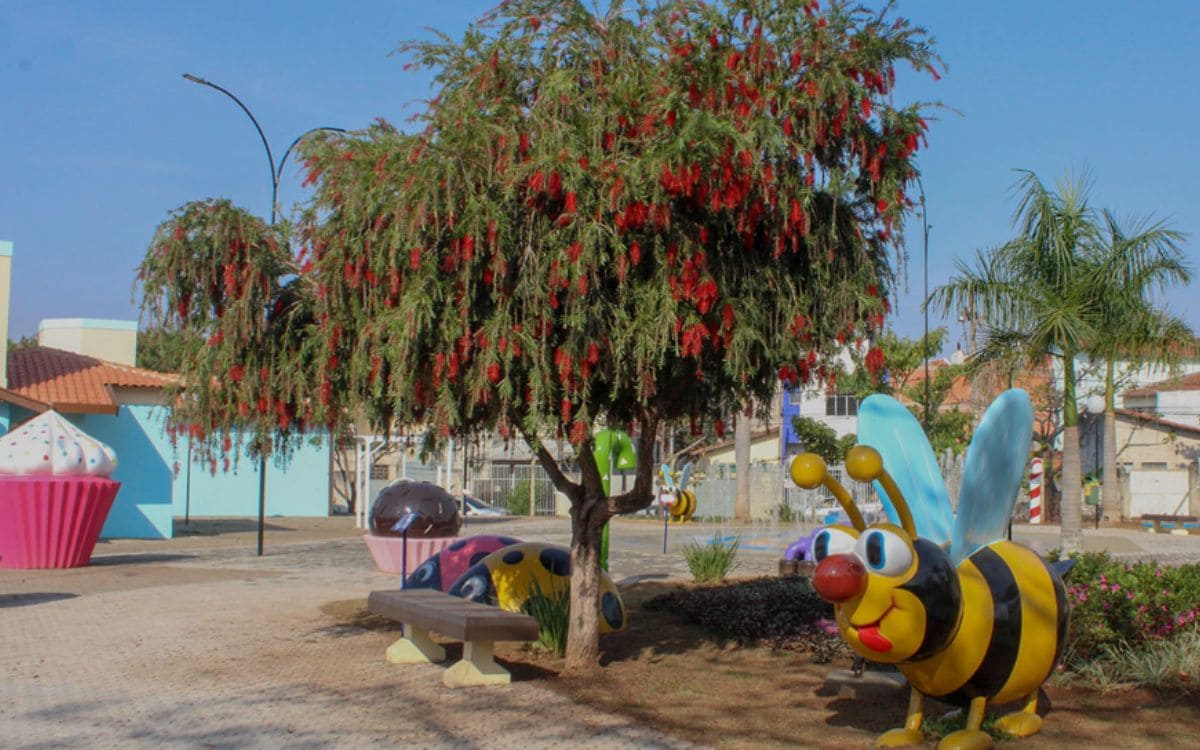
[813,554,867,603]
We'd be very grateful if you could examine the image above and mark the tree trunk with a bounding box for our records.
[1102,359,1119,522]
[734,403,752,521]
[563,494,605,673]
[1060,353,1083,554]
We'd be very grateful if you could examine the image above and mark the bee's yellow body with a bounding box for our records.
[899,541,1068,707]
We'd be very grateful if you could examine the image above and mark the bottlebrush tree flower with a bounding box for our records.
[137,199,319,467]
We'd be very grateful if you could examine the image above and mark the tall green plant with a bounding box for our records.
[1087,210,1191,518]
[930,170,1103,553]
[683,535,740,583]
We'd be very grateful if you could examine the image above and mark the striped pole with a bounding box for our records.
[1028,457,1044,525]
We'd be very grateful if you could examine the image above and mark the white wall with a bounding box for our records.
[1155,390,1200,426]
[1127,469,1191,517]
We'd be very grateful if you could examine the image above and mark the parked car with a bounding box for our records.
[463,494,507,517]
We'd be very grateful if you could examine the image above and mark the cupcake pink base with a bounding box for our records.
[363,534,456,576]
[0,476,120,569]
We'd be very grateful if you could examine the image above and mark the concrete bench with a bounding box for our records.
[367,589,540,688]
[1141,514,1199,536]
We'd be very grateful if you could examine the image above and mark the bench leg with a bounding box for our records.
[442,640,511,688]
[386,626,446,664]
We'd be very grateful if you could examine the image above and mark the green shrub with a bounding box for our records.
[1054,552,1200,665]
[683,535,740,583]
[775,502,796,523]
[645,576,849,662]
[505,479,532,516]
[521,577,570,656]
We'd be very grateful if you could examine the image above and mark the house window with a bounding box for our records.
[789,389,807,407]
[370,464,390,480]
[825,393,858,417]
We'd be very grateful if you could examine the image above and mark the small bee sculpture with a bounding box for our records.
[791,389,1070,750]
[658,462,696,523]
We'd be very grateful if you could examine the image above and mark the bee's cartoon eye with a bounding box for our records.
[812,526,858,562]
[855,529,914,577]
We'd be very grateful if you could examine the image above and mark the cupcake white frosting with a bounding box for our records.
[0,410,118,477]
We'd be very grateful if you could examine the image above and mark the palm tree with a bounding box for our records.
[1087,211,1192,521]
[929,170,1102,553]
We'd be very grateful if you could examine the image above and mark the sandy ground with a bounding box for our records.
[2,516,1197,748]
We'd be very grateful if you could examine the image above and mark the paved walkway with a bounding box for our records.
[2,516,1197,748]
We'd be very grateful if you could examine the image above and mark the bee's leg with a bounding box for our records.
[994,691,1043,737]
[875,687,925,748]
[937,696,992,750]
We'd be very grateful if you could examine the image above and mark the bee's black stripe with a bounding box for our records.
[901,539,961,661]
[1044,555,1070,669]
[939,546,1022,706]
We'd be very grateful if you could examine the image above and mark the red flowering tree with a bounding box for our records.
[137,199,319,468]
[149,0,937,672]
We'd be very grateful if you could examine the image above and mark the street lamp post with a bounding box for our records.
[915,173,932,434]
[183,72,344,556]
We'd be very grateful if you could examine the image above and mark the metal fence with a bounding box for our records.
[469,462,558,516]
[691,462,882,523]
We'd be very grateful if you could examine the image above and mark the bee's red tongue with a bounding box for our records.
[858,626,892,652]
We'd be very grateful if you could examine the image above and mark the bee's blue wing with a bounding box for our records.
[678,463,693,491]
[950,389,1034,565]
[857,394,953,546]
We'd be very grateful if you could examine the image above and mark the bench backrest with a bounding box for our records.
[369,589,540,642]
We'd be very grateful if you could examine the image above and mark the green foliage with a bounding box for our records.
[683,535,740,583]
[7,334,37,351]
[790,416,853,463]
[1057,552,1200,665]
[1061,626,1200,694]
[920,712,1012,743]
[296,0,939,453]
[505,478,533,516]
[137,199,316,463]
[521,576,571,656]
[136,326,200,373]
[644,576,849,662]
[775,502,796,523]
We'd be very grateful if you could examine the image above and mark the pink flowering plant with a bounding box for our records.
[1056,552,1200,664]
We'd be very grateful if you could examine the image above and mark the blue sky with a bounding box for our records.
[1,1,1197,353]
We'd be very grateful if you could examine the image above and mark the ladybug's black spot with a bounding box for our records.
[502,550,525,565]
[448,539,467,551]
[601,591,624,630]
[448,564,496,605]
[405,559,440,590]
[469,551,491,566]
[538,547,571,577]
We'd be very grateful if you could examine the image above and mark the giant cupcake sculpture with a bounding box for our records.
[0,410,121,568]
[363,480,463,575]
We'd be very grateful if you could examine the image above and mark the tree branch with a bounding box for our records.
[512,411,580,499]
[609,406,661,516]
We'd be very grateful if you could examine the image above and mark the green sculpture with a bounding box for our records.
[592,428,637,570]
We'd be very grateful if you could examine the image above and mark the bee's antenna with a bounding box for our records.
[844,445,917,537]
[790,453,866,531]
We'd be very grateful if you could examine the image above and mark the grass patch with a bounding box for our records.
[682,534,740,582]
[1056,626,1200,694]
[921,711,1013,743]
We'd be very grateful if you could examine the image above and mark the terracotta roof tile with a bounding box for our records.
[3,346,177,415]
[1115,408,1200,436]
[1124,371,1200,399]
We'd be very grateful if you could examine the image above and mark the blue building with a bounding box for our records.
[0,242,330,539]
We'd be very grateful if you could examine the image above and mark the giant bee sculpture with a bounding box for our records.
[792,389,1071,750]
